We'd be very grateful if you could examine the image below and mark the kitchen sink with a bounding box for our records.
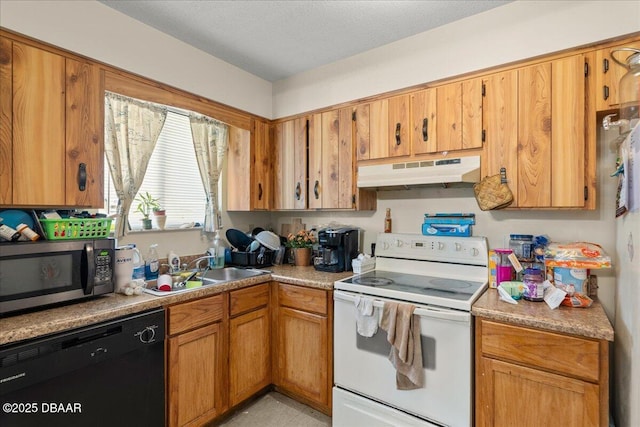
[143,267,269,297]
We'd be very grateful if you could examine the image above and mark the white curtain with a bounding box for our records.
[104,92,167,238]
[189,113,229,234]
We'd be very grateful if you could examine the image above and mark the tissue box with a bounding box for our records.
[352,257,375,274]
[422,213,475,237]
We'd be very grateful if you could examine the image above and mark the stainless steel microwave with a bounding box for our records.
[0,239,115,315]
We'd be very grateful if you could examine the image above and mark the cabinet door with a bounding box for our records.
[517,63,551,207]
[12,42,66,206]
[410,88,437,155]
[65,58,103,207]
[551,54,585,207]
[595,40,640,111]
[168,323,225,427]
[274,119,307,210]
[227,126,251,211]
[308,112,324,209]
[229,307,271,406]
[388,95,410,157]
[483,71,518,183]
[437,80,483,153]
[477,357,600,427]
[354,103,370,161]
[253,119,272,210]
[276,306,329,407]
[367,98,389,159]
[0,37,12,205]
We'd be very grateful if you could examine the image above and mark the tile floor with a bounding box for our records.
[217,392,331,427]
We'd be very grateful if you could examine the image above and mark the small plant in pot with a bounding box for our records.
[135,192,160,230]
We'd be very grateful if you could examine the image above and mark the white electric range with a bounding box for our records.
[333,232,488,427]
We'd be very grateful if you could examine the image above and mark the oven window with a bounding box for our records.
[356,328,436,370]
[0,253,80,301]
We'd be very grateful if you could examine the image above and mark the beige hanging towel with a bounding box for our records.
[379,301,424,390]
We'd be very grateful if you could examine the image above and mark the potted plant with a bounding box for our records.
[286,229,316,266]
[135,192,160,230]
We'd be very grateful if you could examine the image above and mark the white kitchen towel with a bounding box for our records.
[379,301,424,390]
[354,295,379,337]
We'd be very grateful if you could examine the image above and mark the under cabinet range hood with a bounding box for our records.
[357,156,481,189]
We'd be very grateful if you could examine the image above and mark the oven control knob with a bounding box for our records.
[455,243,462,251]
[438,242,445,250]
[394,239,403,247]
[471,247,480,256]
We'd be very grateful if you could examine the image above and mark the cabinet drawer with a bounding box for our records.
[230,283,269,317]
[278,283,327,315]
[480,320,600,382]
[168,294,224,335]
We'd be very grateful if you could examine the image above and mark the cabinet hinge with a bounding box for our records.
[584,186,588,201]
[482,129,486,142]
[352,111,356,121]
[584,62,589,77]
[482,83,486,97]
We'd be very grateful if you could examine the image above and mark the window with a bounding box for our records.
[104,110,218,230]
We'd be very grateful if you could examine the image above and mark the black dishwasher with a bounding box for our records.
[0,308,165,427]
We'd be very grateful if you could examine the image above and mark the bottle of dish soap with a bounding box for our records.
[168,250,180,274]
[131,244,145,280]
[145,244,160,281]
[206,231,226,269]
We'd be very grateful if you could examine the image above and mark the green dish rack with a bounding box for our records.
[40,218,113,240]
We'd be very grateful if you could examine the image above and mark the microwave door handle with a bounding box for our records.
[83,243,96,295]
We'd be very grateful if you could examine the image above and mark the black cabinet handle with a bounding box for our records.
[603,58,609,74]
[295,182,301,200]
[77,163,87,191]
[314,180,319,199]
[604,85,610,101]
[422,118,428,141]
[395,123,401,145]
[258,183,263,200]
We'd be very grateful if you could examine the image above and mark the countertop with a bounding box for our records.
[0,265,352,346]
[472,288,614,341]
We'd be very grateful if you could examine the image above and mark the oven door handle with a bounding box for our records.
[334,290,470,323]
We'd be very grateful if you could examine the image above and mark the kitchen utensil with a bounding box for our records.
[226,228,253,251]
[255,230,280,250]
[248,240,261,252]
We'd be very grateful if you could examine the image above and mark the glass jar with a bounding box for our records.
[523,268,544,302]
[509,234,533,261]
[617,48,640,129]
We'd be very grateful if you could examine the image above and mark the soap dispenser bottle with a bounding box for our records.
[145,244,160,280]
[207,231,227,269]
[168,251,180,273]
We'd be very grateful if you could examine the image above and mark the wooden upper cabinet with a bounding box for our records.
[0,38,104,208]
[355,94,410,160]
[594,40,640,112]
[410,88,437,155]
[227,118,272,211]
[273,118,307,210]
[436,79,483,153]
[308,108,355,209]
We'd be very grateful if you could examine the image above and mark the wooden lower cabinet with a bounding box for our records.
[273,283,333,415]
[229,284,271,407]
[475,318,608,427]
[167,294,227,427]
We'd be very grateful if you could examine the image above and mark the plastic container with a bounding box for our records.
[144,244,160,281]
[168,250,181,273]
[523,268,544,302]
[16,223,40,241]
[495,249,515,287]
[509,234,534,261]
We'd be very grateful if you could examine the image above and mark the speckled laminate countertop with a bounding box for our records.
[0,266,351,346]
[472,288,614,341]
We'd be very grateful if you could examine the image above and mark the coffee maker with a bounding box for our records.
[314,228,359,273]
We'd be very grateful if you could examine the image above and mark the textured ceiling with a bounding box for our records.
[99,0,512,82]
